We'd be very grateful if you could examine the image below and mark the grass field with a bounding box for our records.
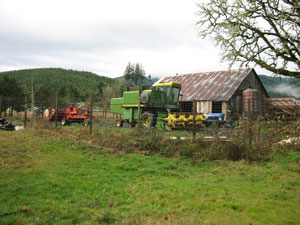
[0,126,300,224]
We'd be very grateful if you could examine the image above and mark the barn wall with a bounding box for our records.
[196,101,229,120]
[177,69,269,120]
[229,70,268,116]
[222,102,228,120]
[197,101,211,114]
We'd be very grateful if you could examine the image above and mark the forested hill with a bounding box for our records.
[0,68,115,97]
[1,68,299,99]
[258,75,294,86]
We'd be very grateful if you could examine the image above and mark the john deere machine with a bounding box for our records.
[110,82,206,129]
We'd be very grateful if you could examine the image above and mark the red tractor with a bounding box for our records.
[48,104,93,126]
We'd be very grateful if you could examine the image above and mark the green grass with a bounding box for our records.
[0,127,299,224]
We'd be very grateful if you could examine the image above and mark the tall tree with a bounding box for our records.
[134,63,146,86]
[123,62,146,85]
[196,0,300,78]
[124,62,135,84]
[0,75,23,115]
[97,81,104,99]
[102,86,115,114]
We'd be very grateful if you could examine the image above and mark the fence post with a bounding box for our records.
[193,99,196,141]
[41,105,44,119]
[24,96,27,128]
[257,116,261,144]
[9,97,12,117]
[248,99,251,120]
[55,95,58,129]
[252,95,255,119]
[11,97,14,117]
[137,86,141,129]
[0,95,2,118]
[90,94,93,135]
[248,98,253,146]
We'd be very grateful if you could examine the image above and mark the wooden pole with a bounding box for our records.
[10,97,13,117]
[55,95,58,129]
[0,95,2,118]
[252,95,255,119]
[248,98,253,145]
[137,86,141,129]
[90,94,93,135]
[248,99,251,121]
[9,97,12,117]
[24,96,27,128]
[193,99,196,141]
[31,76,35,125]
[41,105,44,119]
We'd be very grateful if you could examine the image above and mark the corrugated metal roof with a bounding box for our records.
[159,68,252,101]
[266,98,300,107]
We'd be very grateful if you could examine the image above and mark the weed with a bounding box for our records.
[0,128,300,224]
[97,211,116,224]
[129,129,165,153]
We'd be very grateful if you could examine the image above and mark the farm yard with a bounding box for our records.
[0,119,300,225]
[1,68,300,224]
[1,0,300,223]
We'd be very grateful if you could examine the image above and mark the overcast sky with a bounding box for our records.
[0,0,269,78]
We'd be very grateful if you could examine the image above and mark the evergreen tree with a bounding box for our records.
[124,62,135,84]
[97,81,104,98]
[123,62,146,86]
[134,63,146,86]
[0,75,23,115]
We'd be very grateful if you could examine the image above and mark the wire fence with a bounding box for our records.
[0,93,299,137]
[1,93,299,164]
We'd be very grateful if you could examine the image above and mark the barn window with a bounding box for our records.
[180,101,193,112]
[212,101,222,113]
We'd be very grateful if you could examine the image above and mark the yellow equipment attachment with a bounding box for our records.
[166,113,205,129]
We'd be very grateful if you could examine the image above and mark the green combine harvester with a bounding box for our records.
[110,82,205,129]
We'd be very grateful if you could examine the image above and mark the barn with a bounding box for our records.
[157,68,269,120]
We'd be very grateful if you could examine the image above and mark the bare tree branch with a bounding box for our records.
[196,0,300,78]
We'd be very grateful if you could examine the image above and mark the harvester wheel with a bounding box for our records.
[141,112,153,130]
[61,117,68,126]
[83,119,90,127]
[115,119,123,127]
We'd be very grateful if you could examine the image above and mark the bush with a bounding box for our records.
[129,129,165,154]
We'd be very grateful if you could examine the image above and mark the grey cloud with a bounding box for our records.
[1,19,196,54]
[0,19,198,74]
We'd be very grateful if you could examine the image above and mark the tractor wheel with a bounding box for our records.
[83,119,90,127]
[61,117,68,126]
[115,119,123,127]
[141,112,154,131]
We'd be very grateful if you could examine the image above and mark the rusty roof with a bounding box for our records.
[266,98,300,108]
[158,68,253,101]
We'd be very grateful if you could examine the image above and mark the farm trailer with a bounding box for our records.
[48,104,93,126]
